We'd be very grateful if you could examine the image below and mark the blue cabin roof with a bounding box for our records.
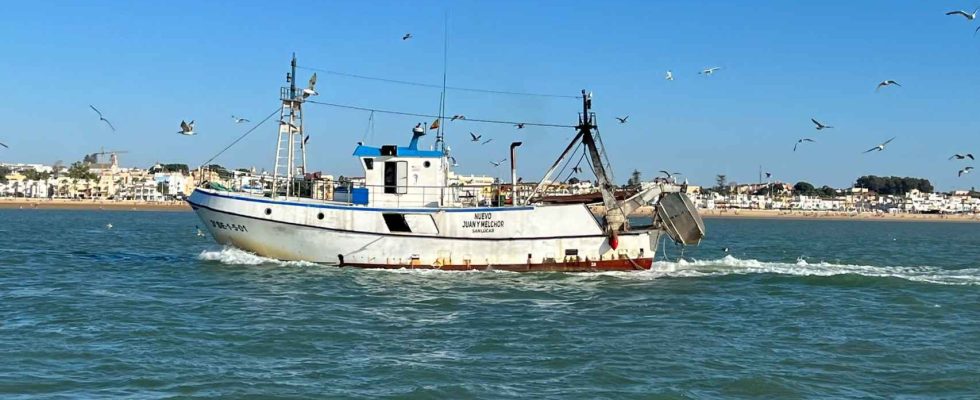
[352,145,443,158]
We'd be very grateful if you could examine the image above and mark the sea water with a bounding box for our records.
[1,210,978,398]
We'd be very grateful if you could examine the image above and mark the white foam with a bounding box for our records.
[197,247,321,267]
[593,255,980,286]
[196,248,978,286]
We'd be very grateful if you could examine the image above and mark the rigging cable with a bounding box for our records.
[304,99,575,129]
[295,65,579,99]
[198,107,281,168]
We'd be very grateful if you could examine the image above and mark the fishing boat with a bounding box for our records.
[188,57,704,271]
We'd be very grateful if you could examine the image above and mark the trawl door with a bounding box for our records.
[384,161,408,194]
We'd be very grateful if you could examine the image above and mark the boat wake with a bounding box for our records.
[198,247,322,267]
[615,255,979,286]
[197,248,978,286]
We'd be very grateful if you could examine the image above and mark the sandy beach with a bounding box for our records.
[0,198,191,212]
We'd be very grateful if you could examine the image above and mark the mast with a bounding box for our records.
[578,90,627,248]
[273,54,306,199]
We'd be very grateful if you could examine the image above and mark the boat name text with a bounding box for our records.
[462,212,504,233]
[210,219,249,232]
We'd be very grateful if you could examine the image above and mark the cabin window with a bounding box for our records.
[363,158,374,170]
[382,213,412,232]
[383,161,408,194]
[423,161,431,168]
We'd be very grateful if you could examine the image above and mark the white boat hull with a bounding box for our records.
[188,188,662,271]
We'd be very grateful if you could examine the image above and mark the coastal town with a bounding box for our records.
[3,155,979,217]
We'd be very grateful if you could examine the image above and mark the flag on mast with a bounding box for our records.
[429,118,441,130]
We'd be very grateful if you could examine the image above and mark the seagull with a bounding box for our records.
[402,33,412,40]
[665,70,673,81]
[765,172,772,179]
[232,115,250,124]
[105,223,113,230]
[949,153,975,160]
[976,25,980,36]
[196,226,206,237]
[699,67,721,75]
[0,141,7,149]
[811,118,833,130]
[875,80,901,92]
[658,170,682,178]
[303,135,310,146]
[490,158,507,167]
[946,8,979,20]
[515,123,525,129]
[572,166,583,174]
[469,132,482,142]
[450,156,459,167]
[794,138,816,152]
[89,105,116,132]
[863,137,896,153]
[302,73,318,98]
[280,121,299,131]
[451,115,466,121]
[616,116,629,124]
[959,167,974,177]
[178,120,196,136]
[482,138,493,145]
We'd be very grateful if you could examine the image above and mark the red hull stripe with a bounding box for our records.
[341,258,653,272]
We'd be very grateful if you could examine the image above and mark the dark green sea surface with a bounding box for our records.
[1,210,978,398]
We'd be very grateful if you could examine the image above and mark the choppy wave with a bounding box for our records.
[197,247,321,267]
[603,255,980,286]
[197,248,978,286]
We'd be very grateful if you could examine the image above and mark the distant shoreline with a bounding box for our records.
[595,205,980,223]
[3,199,979,222]
[0,198,190,212]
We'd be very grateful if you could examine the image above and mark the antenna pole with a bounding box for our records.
[290,53,297,99]
[436,11,449,153]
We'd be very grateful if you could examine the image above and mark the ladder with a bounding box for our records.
[272,58,308,199]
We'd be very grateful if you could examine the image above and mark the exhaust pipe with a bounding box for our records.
[510,142,522,206]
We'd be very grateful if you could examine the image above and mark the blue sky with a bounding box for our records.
[1,0,979,190]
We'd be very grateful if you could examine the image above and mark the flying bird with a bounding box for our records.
[482,138,494,145]
[572,166,583,174]
[863,137,896,153]
[811,118,833,130]
[699,67,721,75]
[0,141,7,149]
[451,115,466,121]
[765,172,772,179]
[302,73,318,98]
[665,70,673,81]
[402,33,412,40]
[950,154,975,160]
[196,226,206,237]
[105,223,113,230]
[450,156,458,167]
[515,123,525,129]
[794,138,816,152]
[490,158,507,167]
[959,167,974,177]
[232,115,250,124]
[946,8,979,20]
[89,105,116,132]
[876,80,901,92]
[303,135,310,146]
[469,132,482,142]
[616,116,629,124]
[178,120,196,136]
[281,121,299,131]
[976,25,980,36]
[658,170,682,178]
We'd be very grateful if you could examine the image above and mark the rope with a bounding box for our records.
[296,65,579,99]
[304,99,575,129]
[198,107,280,168]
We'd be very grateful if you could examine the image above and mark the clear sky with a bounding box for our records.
[1,0,979,190]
